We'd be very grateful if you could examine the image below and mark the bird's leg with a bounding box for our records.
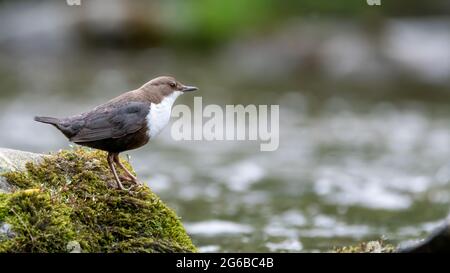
[107,153,126,190]
[113,153,139,184]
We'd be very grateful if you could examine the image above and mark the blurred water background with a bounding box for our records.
[0,0,449,252]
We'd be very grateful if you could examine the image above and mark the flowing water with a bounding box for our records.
[1,69,449,252]
[0,8,449,252]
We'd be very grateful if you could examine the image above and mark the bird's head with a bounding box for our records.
[143,76,198,99]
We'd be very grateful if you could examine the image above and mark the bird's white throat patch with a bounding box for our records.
[147,91,182,139]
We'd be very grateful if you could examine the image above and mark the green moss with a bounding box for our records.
[333,239,396,253]
[0,148,196,253]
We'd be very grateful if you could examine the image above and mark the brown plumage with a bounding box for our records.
[35,76,197,190]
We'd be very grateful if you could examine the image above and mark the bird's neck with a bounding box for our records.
[137,87,183,107]
[160,91,183,108]
[146,91,183,139]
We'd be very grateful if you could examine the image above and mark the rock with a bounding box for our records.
[334,218,450,253]
[0,223,15,241]
[0,148,45,193]
[333,239,395,253]
[398,217,450,253]
[0,148,196,253]
[66,241,82,253]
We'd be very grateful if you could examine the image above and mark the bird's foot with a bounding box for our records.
[114,180,128,191]
[119,175,142,185]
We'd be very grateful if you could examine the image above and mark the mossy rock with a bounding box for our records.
[0,148,196,253]
[0,148,45,193]
[332,239,396,253]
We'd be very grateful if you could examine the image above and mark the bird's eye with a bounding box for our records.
[169,82,176,88]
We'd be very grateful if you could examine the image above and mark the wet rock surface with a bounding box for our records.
[399,217,450,253]
[0,148,45,193]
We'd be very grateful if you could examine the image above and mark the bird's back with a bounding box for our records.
[35,90,151,147]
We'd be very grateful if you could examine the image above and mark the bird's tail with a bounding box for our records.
[34,116,60,126]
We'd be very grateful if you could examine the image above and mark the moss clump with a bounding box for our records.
[333,239,396,253]
[0,148,196,253]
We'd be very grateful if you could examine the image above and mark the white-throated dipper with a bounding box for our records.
[34,76,197,190]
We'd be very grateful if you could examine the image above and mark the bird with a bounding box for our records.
[34,76,197,190]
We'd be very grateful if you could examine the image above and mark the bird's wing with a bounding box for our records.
[69,101,150,142]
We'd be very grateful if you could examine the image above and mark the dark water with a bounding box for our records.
[0,8,449,252]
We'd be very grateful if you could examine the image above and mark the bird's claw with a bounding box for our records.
[119,175,141,185]
[115,181,128,191]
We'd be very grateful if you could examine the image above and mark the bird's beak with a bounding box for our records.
[182,85,198,92]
